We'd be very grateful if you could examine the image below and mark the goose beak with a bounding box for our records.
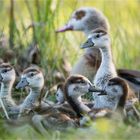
[56,24,73,33]
[0,74,3,82]
[16,78,29,89]
[81,38,94,49]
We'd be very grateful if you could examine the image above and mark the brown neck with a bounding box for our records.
[65,96,83,118]
[115,78,128,108]
[64,80,90,118]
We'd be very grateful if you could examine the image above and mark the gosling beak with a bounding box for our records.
[81,38,94,49]
[56,24,73,33]
[16,78,29,89]
[98,90,107,96]
[88,86,107,96]
[88,85,104,93]
[0,74,3,82]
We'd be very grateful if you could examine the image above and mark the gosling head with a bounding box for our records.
[81,28,110,49]
[105,77,128,108]
[56,7,109,34]
[16,65,44,90]
[56,83,65,104]
[64,74,104,98]
[0,63,16,84]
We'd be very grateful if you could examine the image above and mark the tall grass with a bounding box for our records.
[0,0,140,139]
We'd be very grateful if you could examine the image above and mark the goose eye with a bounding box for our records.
[95,34,100,38]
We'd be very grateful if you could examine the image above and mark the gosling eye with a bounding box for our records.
[77,80,85,84]
[30,73,34,77]
[3,69,8,73]
[95,34,100,39]
[74,86,79,91]
[108,82,116,86]
[80,80,85,83]
[81,81,86,84]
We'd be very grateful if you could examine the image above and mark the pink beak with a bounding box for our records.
[56,24,73,33]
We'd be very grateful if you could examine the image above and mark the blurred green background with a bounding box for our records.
[0,0,140,139]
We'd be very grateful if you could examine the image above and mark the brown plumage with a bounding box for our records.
[22,65,41,74]
[0,63,13,70]
[109,77,128,108]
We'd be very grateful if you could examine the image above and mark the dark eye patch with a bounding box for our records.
[26,72,36,78]
[75,10,86,20]
[23,68,40,75]
[76,79,85,84]
[108,82,117,86]
[95,34,100,39]
[2,69,8,73]
[31,73,34,77]
[2,68,12,73]
[29,72,36,77]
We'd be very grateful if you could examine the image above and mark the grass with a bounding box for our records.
[0,0,140,139]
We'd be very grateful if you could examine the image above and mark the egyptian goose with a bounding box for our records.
[15,65,45,117]
[56,82,94,109]
[63,74,104,117]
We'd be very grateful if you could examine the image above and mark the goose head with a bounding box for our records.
[56,7,109,35]
[0,63,16,84]
[81,28,110,49]
[16,66,44,90]
[105,77,128,108]
[64,75,104,98]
